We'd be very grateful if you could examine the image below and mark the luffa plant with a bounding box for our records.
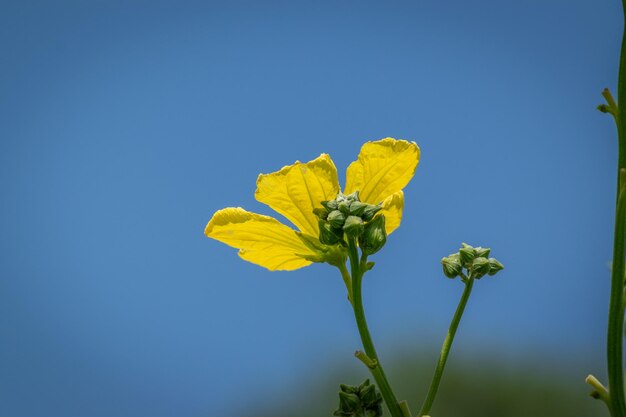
[205,138,504,417]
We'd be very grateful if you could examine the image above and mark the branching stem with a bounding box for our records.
[418,276,474,417]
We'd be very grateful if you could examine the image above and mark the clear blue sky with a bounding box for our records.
[0,1,622,416]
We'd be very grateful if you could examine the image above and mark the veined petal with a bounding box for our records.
[345,138,420,205]
[205,207,318,271]
[379,191,404,235]
[255,154,340,236]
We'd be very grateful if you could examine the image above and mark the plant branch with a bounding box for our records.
[419,277,475,417]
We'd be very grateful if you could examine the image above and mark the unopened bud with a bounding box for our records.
[366,407,383,417]
[441,254,462,278]
[471,257,490,279]
[322,200,338,211]
[328,210,347,229]
[459,244,476,265]
[359,215,387,255]
[345,191,360,202]
[338,200,351,214]
[319,220,343,245]
[474,246,491,258]
[343,215,364,238]
[340,383,359,394]
[313,207,329,220]
[488,258,504,275]
[335,379,383,417]
[359,383,379,408]
[349,201,369,217]
[361,204,382,221]
[338,391,360,413]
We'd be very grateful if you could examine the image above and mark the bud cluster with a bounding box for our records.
[441,243,504,280]
[333,379,383,417]
[315,191,387,255]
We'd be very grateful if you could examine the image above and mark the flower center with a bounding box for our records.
[312,191,387,255]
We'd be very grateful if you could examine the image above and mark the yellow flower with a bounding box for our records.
[204,138,420,271]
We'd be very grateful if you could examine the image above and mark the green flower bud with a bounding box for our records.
[340,383,359,394]
[459,244,476,265]
[322,200,338,211]
[334,380,383,417]
[343,215,364,238]
[471,257,490,279]
[313,207,329,220]
[488,258,504,275]
[441,254,463,278]
[328,210,347,229]
[359,215,387,255]
[338,200,351,214]
[474,246,491,258]
[357,378,371,391]
[345,191,360,202]
[319,220,343,245]
[359,383,379,408]
[349,201,369,217]
[338,391,361,413]
[366,406,383,417]
[361,204,382,221]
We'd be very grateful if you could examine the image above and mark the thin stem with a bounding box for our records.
[608,180,626,417]
[419,277,475,417]
[600,3,626,415]
[399,400,413,417]
[618,1,626,188]
[606,3,626,412]
[338,262,353,303]
[347,237,404,417]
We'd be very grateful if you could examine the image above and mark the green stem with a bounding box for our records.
[347,237,404,417]
[419,277,475,417]
[608,179,626,417]
[606,2,626,414]
[338,262,353,303]
[618,0,626,187]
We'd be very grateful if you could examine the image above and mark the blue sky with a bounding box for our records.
[0,1,623,416]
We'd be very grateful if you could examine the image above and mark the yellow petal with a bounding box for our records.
[255,154,340,236]
[345,138,420,205]
[205,207,318,271]
[379,191,404,235]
